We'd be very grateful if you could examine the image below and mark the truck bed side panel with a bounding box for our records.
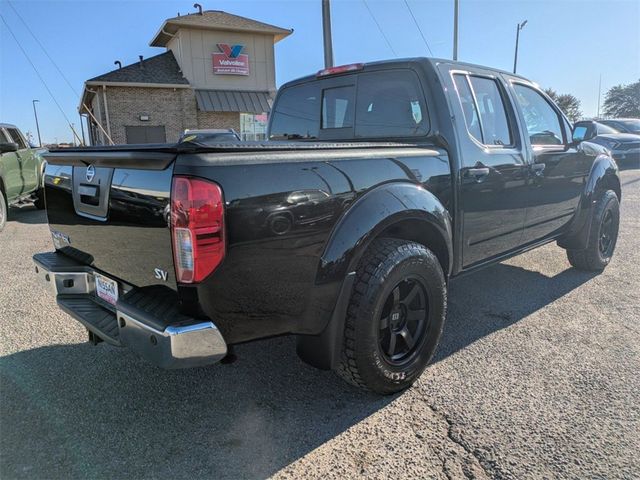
[174,148,452,343]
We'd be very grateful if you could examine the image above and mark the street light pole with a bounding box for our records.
[32,99,42,147]
[322,0,334,68]
[513,20,528,74]
[453,0,459,60]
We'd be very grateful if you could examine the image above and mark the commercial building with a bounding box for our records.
[79,9,292,144]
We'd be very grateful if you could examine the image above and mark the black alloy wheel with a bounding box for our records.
[378,277,429,365]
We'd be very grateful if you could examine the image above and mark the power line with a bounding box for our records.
[6,0,113,144]
[362,0,397,57]
[0,14,83,144]
[7,0,80,97]
[403,0,434,56]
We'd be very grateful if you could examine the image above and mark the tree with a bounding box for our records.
[602,80,640,118]
[544,88,583,122]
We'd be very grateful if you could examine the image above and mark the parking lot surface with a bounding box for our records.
[1,168,638,479]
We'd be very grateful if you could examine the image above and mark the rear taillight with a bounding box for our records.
[171,176,225,283]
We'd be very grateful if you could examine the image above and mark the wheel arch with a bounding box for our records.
[558,153,620,250]
[316,182,453,285]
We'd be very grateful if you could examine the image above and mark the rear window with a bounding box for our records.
[269,83,320,140]
[355,70,428,138]
[269,69,429,140]
[322,86,355,129]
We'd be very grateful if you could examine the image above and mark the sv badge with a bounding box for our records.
[154,268,168,281]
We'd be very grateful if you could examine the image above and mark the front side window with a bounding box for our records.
[322,86,355,129]
[355,70,429,138]
[269,83,320,140]
[468,76,512,146]
[513,84,564,146]
[6,128,27,149]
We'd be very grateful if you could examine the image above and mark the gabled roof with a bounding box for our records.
[150,10,293,47]
[86,51,188,85]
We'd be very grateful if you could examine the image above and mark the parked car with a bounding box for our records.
[0,123,46,230]
[33,58,621,394]
[573,120,640,167]
[179,128,240,145]
[598,118,640,135]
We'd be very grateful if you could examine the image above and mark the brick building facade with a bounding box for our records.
[79,9,291,145]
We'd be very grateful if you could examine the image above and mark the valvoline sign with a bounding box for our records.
[213,43,249,76]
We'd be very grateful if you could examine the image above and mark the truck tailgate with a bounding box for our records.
[43,151,176,290]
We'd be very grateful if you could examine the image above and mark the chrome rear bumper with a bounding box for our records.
[33,252,227,368]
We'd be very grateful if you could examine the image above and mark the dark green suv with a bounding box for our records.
[0,123,46,230]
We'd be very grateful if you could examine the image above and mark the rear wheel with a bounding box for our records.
[566,190,620,271]
[337,238,447,394]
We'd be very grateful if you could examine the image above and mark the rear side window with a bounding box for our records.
[269,83,320,140]
[355,70,428,138]
[453,74,512,146]
[468,77,512,146]
[6,128,27,149]
[322,86,355,129]
[453,75,483,143]
[513,84,564,146]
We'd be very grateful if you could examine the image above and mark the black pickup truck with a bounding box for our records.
[34,58,621,394]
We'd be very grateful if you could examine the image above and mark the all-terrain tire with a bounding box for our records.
[336,238,447,394]
[566,190,619,271]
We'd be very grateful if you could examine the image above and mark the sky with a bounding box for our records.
[1,0,639,144]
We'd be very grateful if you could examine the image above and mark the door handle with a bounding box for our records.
[464,167,490,183]
[530,163,545,177]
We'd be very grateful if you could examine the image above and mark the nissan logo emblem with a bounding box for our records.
[86,165,95,182]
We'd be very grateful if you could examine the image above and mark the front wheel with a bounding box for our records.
[337,238,447,394]
[566,190,620,271]
[0,190,6,231]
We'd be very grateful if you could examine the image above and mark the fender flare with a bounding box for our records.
[297,182,453,370]
[557,153,620,250]
[316,181,453,284]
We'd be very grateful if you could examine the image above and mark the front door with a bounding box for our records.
[510,83,590,241]
[5,127,38,195]
[449,70,529,267]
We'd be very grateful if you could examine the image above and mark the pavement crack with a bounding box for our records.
[412,388,496,480]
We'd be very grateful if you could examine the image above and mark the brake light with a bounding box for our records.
[171,176,225,283]
[316,63,364,77]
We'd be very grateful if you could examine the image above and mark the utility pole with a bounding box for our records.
[32,99,42,147]
[596,74,602,118]
[79,113,86,145]
[513,20,528,74]
[322,0,334,68]
[453,0,459,60]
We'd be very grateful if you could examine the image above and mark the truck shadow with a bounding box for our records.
[0,262,596,479]
[7,205,47,225]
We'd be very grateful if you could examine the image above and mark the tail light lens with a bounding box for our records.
[171,176,225,283]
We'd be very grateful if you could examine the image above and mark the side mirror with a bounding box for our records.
[571,126,596,144]
[0,142,19,153]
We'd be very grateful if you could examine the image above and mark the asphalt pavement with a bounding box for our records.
[1,168,638,479]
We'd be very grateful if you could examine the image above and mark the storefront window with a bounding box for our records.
[240,113,269,141]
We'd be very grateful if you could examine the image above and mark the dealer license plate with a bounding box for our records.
[95,273,119,306]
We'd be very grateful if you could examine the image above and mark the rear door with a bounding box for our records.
[447,68,529,267]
